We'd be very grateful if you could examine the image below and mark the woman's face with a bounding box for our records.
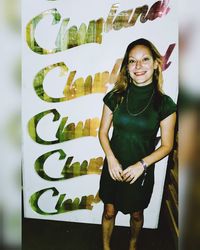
[127,45,158,86]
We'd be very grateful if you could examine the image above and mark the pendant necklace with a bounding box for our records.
[126,88,155,116]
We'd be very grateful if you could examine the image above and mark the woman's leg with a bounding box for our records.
[102,203,118,250]
[129,210,144,250]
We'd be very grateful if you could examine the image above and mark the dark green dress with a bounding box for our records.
[99,82,177,214]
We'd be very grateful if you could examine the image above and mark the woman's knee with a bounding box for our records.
[131,211,143,222]
[103,204,117,220]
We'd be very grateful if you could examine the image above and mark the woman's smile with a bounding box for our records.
[134,71,146,76]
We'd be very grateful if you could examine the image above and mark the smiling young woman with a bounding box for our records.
[98,38,177,250]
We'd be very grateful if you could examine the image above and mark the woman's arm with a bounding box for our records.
[143,112,176,166]
[99,104,123,181]
[122,112,177,184]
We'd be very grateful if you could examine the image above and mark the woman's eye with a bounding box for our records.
[143,57,150,62]
[129,59,136,64]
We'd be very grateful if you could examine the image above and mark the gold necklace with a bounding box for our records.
[126,89,155,116]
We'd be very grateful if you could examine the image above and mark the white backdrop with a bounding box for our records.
[22,0,178,228]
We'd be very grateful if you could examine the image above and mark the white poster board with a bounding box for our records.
[22,0,178,228]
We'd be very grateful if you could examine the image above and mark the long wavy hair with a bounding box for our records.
[112,38,164,107]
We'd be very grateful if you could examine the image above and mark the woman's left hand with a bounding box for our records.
[121,162,144,184]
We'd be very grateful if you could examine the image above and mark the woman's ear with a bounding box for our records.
[153,60,158,70]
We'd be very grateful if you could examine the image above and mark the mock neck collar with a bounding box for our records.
[128,81,154,94]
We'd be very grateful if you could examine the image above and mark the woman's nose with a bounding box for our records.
[135,60,142,69]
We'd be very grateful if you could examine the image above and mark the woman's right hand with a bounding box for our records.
[107,155,123,181]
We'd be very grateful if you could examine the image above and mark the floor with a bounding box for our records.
[22,208,176,250]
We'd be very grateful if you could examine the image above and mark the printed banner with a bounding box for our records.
[22,0,178,228]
